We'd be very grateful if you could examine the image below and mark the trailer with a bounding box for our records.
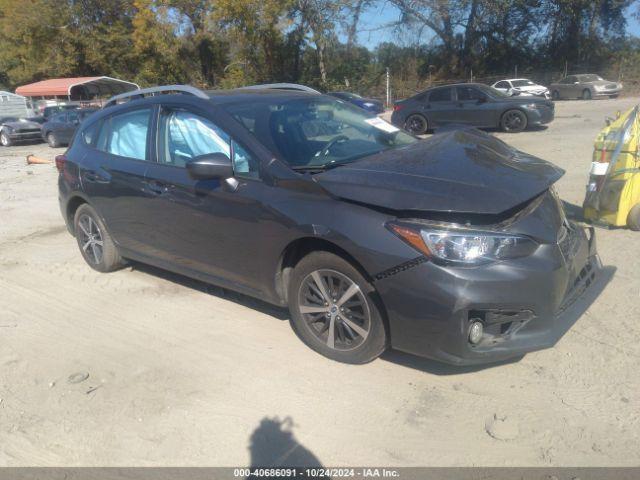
[0,91,32,118]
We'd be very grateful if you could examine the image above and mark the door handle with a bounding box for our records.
[84,170,107,183]
[144,180,167,196]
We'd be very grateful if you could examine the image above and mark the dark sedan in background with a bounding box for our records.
[0,116,43,146]
[328,91,385,114]
[391,83,554,134]
[41,108,98,147]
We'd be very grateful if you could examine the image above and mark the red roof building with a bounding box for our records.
[15,76,139,99]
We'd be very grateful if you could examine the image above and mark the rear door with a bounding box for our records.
[423,87,456,126]
[79,106,155,252]
[61,110,80,144]
[558,76,576,98]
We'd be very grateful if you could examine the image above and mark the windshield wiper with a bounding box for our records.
[291,150,383,173]
[291,163,346,172]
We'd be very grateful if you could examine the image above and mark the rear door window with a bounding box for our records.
[97,108,152,161]
[457,86,485,101]
[429,88,452,102]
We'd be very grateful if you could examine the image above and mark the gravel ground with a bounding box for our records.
[0,97,639,467]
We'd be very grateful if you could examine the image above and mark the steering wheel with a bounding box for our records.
[316,135,349,158]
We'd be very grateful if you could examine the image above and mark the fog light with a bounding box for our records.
[468,321,483,345]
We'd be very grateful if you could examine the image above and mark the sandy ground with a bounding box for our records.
[0,98,639,467]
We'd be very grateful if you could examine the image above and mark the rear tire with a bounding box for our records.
[73,204,124,272]
[627,204,640,231]
[405,114,428,135]
[47,132,60,148]
[500,109,528,132]
[0,131,12,147]
[609,94,619,99]
[582,89,592,100]
[287,251,388,364]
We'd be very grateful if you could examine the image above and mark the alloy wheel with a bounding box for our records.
[0,133,8,146]
[297,269,371,351]
[77,214,104,265]
[503,111,525,131]
[406,114,427,135]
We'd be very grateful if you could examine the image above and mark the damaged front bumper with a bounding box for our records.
[375,223,603,365]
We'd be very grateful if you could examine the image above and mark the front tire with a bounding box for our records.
[288,251,388,364]
[627,204,640,231]
[405,114,428,135]
[73,204,124,272]
[0,131,12,147]
[500,109,528,132]
[582,89,592,100]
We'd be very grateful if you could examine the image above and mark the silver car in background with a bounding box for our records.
[549,74,622,100]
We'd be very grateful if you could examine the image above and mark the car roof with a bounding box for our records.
[205,88,322,104]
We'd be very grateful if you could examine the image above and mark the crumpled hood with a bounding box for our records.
[315,128,564,215]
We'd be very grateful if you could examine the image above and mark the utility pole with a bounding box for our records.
[386,67,390,108]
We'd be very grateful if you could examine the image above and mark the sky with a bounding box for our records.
[353,3,640,50]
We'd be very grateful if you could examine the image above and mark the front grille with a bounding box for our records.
[17,128,40,133]
[605,84,616,90]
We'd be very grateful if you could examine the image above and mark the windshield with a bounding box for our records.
[223,96,416,169]
[512,79,535,87]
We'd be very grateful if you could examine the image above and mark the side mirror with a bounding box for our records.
[187,152,233,180]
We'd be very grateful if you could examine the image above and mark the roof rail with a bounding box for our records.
[238,83,321,94]
[103,85,209,108]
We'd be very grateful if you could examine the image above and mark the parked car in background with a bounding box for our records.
[549,74,622,100]
[41,108,98,147]
[0,116,43,146]
[57,85,600,365]
[42,104,80,120]
[491,78,550,99]
[391,83,554,134]
[328,92,384,113]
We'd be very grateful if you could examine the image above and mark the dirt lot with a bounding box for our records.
[1,98,639,467]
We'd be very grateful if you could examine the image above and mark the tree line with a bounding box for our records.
[0,0,636,96]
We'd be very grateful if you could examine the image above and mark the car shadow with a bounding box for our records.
[127,261,290,320]
[247,416,327,477]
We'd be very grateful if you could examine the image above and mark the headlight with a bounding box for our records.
[2,125,13,133]
[594,85,604,91]
[421,230,537,264]
[388,223,537,265]
[363,102,375,107]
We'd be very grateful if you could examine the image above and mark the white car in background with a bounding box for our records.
[491,78,551,99]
